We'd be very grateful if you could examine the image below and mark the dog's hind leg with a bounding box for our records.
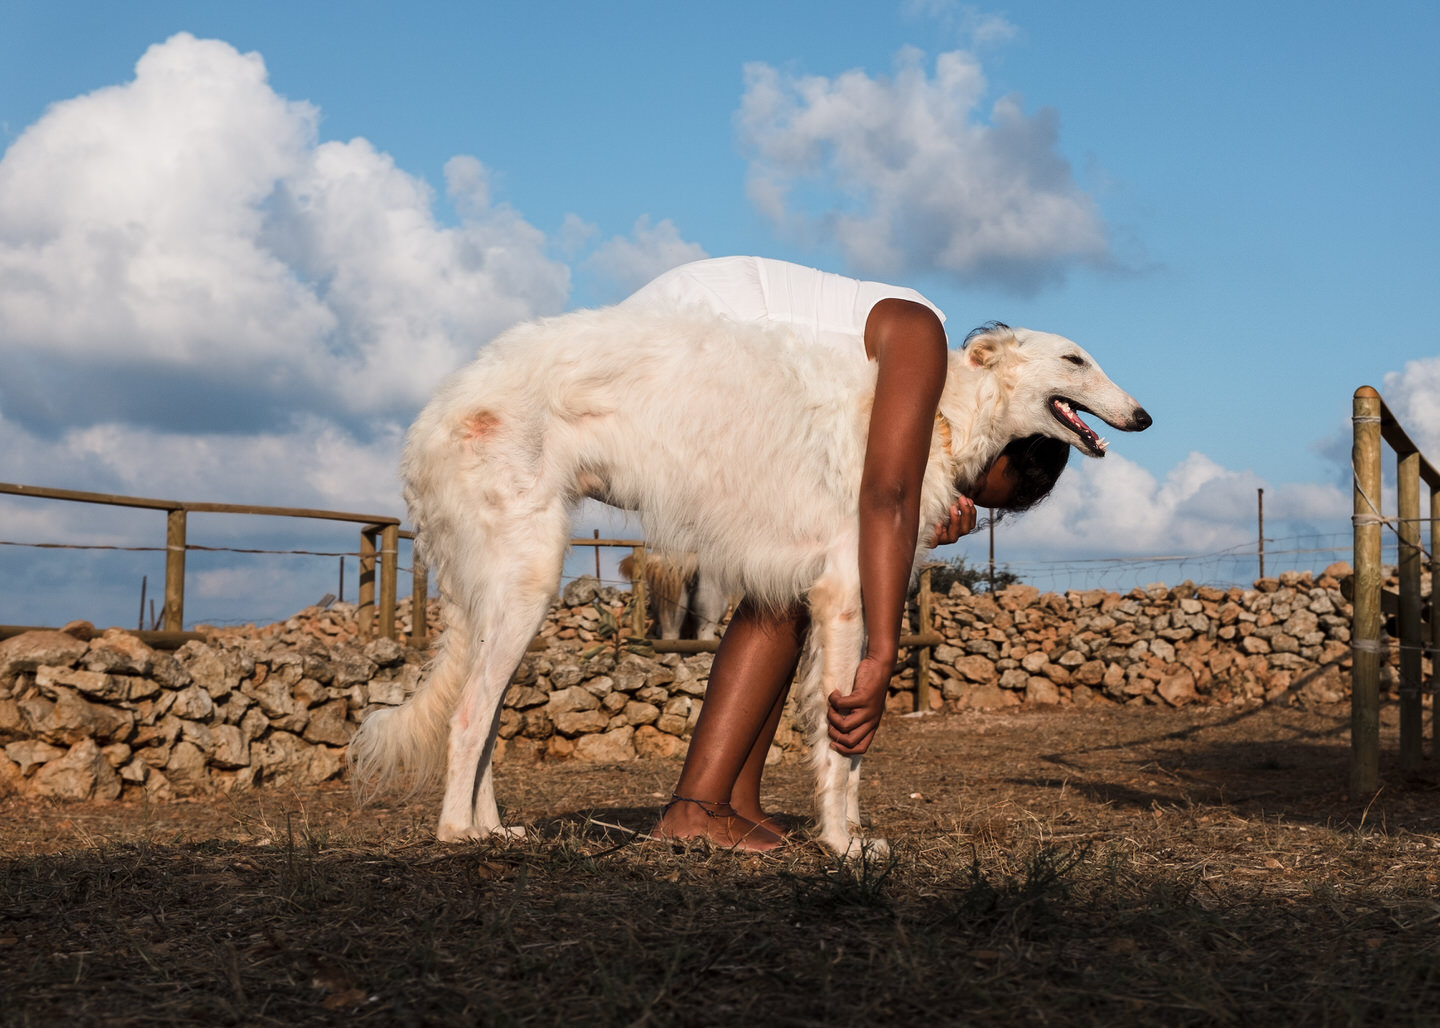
[435,501,570,843]
[802,574,889,859]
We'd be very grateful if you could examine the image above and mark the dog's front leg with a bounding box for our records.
[806,577,888,859]
[437,670,517,842]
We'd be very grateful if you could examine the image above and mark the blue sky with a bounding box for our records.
[1,0,1436,628]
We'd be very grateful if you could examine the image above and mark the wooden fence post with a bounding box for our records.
[1431,487,1439,754]
[163,508,186,632]
[358,527,377,639]
[1350,387,1383,797]
[379,522,399,642]
[916,566,933,713]
[1397,448,1423,769]
[629,544,647,638]
[411,555,429,647]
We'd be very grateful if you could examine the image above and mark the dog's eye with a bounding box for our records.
[1063,354,1088,367]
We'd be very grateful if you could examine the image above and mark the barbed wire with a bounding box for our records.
[0,538,368,558]
[0,529,1397,589]
[0,537,418,579]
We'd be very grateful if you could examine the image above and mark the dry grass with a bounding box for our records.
[3,702,1439,1026]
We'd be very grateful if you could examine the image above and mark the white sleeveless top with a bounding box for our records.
[620,256,946,356]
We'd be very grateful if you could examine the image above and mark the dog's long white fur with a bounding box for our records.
[349,305,1147,855]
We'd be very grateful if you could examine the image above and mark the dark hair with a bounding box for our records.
[988,434,1070,523]
[962,320,1010,346]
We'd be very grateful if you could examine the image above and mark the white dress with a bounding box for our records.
[620,256,946,356]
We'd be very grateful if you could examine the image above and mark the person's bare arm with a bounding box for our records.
[827,298,948,756]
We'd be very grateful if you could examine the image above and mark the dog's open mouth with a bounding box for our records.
[1050,397,1108,456]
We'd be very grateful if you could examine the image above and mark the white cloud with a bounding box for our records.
[0,33,578,628]
[736,46,1109,291]
[0,33,570,442]
[987,449,1349,560]
[900,1,1019,48]
[583,215,709,302]
[1382,356,1440,457]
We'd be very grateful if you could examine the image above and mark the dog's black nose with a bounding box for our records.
[1132,408,1153,431]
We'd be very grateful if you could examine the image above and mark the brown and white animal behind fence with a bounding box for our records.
[349,307,1151,856]
[618,552,733,641]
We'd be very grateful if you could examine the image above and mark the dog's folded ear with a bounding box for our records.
[964,334,1003,369]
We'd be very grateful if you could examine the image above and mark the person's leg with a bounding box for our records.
[727,610,807,834]
[654,599,806,851]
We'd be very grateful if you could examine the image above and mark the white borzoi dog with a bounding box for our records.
[350,307,1151,855]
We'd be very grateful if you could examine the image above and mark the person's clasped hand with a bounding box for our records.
[927,494,977,548]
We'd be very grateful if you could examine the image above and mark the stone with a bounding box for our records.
[996,584,1040,610]
[1072,660,1107,686]
[170,684,215,721]
[634,724,685,759]
[31,739,122,800]
[998,668,1029,691]
[165,741,210,792]
[1025,678,1061,705]
[5,739,65,774]
[35,665,125,701]
[30,687,134,746]
[952,655,997,684]
[175,641,242,696]
[293,677,330,708]
[547,685,600,715]
[933,644,964,665]
[367,675,409,706]
[363,637,407,668]
[505,685,549,710]
[119,757,149,784]
[584,674,616,699]
[304,745,347,784]
[303,699,352,746]
[955,683,1017,710]
[148,653,191,689]
[622,700,660,726]
[1296,664,1347,704]
[211,725,251,768]
[252,731,307,784]
[562,575,602,607]
[0,630,88,682]
[1157,669,1198,707]
[330,648,379,687]
[555,710,610,736]
[573,726,637,763]
[244,678,300,719]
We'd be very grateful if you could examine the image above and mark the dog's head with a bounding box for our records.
[963,323,1152,458]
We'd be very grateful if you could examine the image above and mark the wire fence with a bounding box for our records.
[0,527,1385,597]
[0,522,1397,634]
[986,531,1384,595]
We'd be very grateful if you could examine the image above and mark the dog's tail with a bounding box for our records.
[348,609,469,801]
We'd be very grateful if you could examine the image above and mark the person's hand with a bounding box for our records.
[926,495,977,548]
[827,654,894,755]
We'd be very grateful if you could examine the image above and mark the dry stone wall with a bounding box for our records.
[0,562,1394,803]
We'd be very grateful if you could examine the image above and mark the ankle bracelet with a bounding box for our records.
[667,794,738,819]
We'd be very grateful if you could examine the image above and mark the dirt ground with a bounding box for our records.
[3,701,1433,856]
[4,701,1439,1027]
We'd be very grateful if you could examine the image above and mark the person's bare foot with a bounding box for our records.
[729,800,788,840]
[654,796,783,852]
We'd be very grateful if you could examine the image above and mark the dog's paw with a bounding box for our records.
[840,835,890,861]
[435,822,526,844]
